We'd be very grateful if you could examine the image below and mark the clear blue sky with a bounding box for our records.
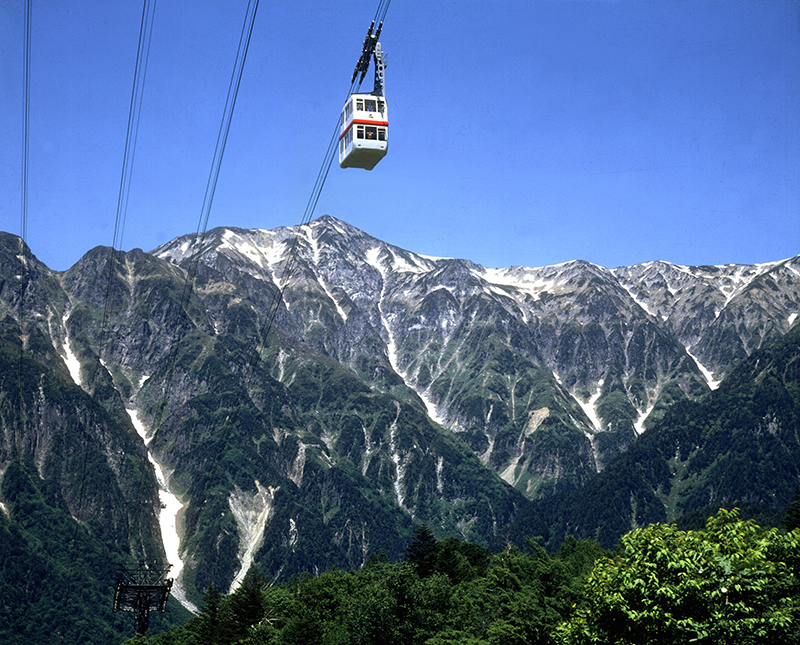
[1,0,798,271]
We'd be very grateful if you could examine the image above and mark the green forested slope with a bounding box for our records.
[0,322,192,644]
[124,528,605,645]
[0,458,191,644]
[125,511,800,645]
[509,323,800,549]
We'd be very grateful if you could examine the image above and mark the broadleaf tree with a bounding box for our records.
[555,508,800,644]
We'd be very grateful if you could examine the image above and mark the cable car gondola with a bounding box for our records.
[339,25,388,171]
[339,91,388,170]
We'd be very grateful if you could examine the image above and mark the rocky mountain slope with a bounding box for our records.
[156,216,799,490]
[507,321,800,549]
[0,216,798,621]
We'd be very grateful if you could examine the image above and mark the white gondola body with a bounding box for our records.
[338,93,388,170]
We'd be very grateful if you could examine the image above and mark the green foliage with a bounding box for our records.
[142,535,606,645]
[508,324,800,550]
[555,509,800,644]
[785,483,800,531]
[406,523,438,578]
[0,457,189,645]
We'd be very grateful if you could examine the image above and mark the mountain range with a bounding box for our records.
[1,215,798,640]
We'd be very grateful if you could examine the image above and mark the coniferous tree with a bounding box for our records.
[196,585,221,645]
[229,569,268,631]
[405,522,437,578]
[785,485,800,531]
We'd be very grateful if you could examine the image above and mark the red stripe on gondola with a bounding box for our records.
[339,119,389,140]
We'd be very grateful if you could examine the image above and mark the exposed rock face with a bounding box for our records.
[507,322,800,551]
[0,218,797,606]
[155,217,799,487]
[612,259,800,379]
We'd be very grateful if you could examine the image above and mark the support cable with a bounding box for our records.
[12,2,32,640]
[20,0,31,247]
[56,0,159,640]
[250,0,391,373]
[150,0,260,443]
[17,0,32,389]
[139,0,390,598]
[141,0,260,592]
[98,0,158,355]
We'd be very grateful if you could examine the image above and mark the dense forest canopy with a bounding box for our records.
[121,510,800,645]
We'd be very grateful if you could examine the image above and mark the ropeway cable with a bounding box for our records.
[174,0,394,590]
[12,1,32,639]
[136,0,391,595]
[248,0,392,374]
[56,0,159,641]
[150,0,260,433]
[97,0,158,353]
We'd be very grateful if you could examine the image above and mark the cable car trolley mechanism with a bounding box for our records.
[339,21,388,171]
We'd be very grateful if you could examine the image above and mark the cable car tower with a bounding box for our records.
[339,21,388,170]
[113,562,173,635]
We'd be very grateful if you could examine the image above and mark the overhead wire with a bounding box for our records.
[20,0,31,247]
[12,1,32,640]
[75,0,158,539]
[17,0,31,370]
[13,0,391,632]
[150,0,260,434]
[143,0,262,590]
[152,0,391,436]
[371,0,392,27]
[114,0,158,256]
[82,0,390,601]
[249,0,392,373]
[53,0,159,641]
[97,0,158,353]
[178,0,394,590]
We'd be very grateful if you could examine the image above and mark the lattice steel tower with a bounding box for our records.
[113,563,173,635]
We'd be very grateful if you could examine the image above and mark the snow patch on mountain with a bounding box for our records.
[321,216,352,240]
[419,390,446,426]
[690,262,777,305]
[262,240,288,270]
[576,381,604,430]
[616,281,658,319]
[367,246,401,371]
[479,267,557,302]
[612,259,786,328]
[213,229,290,290]
[634,401,655,435]
[388,402,406,510]
[127,409,197,613]
[715,262,776,306]
[228,481,278,593]
[300,224,320,264]
[389,248,432,274]
[361,423,374,476]
[60,309,83,386]
[222,232,268,269]
[686,348,721,390]
[62,337,82,386]
[319,277,347,321]
[365,246,382,271]
[289,443,307,487]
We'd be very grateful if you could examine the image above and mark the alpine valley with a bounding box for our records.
[1,215,799,641]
